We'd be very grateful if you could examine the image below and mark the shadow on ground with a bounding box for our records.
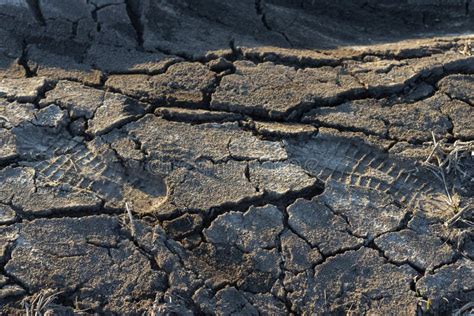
[0,0,473,77]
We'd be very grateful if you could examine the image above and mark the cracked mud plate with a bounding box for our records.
[0,0,474,315]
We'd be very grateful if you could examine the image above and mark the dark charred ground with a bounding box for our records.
[0,0,473,315]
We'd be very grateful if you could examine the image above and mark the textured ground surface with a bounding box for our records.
[0,0,474,315]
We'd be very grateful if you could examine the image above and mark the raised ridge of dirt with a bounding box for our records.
[0,1,473,315]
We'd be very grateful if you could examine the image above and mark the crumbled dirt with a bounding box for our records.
[0,0,473,315]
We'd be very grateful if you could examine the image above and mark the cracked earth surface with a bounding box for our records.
[0,0,474,315]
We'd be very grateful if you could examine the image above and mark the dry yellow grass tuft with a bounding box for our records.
[422,132,473,226]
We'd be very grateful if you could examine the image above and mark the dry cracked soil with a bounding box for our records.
[0,0,473,315]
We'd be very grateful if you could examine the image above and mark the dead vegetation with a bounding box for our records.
[22,289,63,316]
[125,201,137,238]
[422,132,473,227]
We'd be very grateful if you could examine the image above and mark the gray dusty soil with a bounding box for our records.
[0,0,473,315]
